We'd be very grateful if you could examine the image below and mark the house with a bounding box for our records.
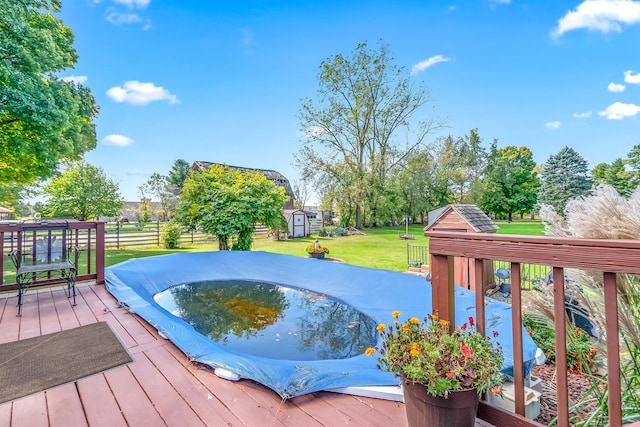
[191,161,295,210]
[424,204,498,291]
[284,209,310,237]
[0,206,13,221]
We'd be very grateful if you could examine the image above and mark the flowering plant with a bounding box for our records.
[305,242,329,254]
[367,312,504,398]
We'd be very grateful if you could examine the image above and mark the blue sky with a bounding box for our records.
[58,0,640,202]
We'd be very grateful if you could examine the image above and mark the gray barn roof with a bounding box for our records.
[425,204,499,233]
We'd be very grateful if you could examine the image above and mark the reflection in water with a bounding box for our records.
[154,280,378,361]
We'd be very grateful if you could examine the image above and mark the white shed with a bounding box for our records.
[285,209,310,238]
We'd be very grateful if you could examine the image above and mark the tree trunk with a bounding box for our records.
[218,237,228,250]
[508,212,513,223]
[355,204,362,229]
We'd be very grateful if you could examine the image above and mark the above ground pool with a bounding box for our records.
[105,251,538,398]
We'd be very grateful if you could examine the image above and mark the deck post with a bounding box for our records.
[430,253,455,327]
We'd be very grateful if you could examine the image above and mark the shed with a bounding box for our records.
[285,209,310,238]
[0,207,13,221]
[424,204,498,292]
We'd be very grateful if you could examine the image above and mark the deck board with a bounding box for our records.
[46,382,88,427]
[0,282,493,426]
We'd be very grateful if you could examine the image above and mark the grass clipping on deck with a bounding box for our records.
[0,322,133,404]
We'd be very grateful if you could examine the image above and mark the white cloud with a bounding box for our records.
[608,82,626,92]
[61,75,88,85]
[106,11,142,25]
[624,70,640,83]
[112,0,150,9]
[551,0,640,38]
[410,55,452,75]
[106,81,179,105]
[573,111,593,119]
[598,101,640,119]
[545,121,561,129]
[102,134,134,147]
[142,19,152,31]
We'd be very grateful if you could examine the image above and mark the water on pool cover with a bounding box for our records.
[154,280,378,361]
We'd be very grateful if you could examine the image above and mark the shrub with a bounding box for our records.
[334,227,348,237]
[161,221,182,249]
[522,313,597,375]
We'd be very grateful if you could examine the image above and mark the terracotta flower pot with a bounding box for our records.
[403,380,480,427]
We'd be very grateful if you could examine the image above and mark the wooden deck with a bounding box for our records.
[0,283,493,426]
[0,283,409,426]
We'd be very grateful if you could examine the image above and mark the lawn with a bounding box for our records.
[104,220,546,273]
[105,224,431,272]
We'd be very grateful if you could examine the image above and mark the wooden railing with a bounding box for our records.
[1,221,105,289]
[426,231,638,427]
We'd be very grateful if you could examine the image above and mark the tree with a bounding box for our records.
[592,159,634,197]
[0,0,99,185]
[478,142,539,222]
[439,129,487,203]
[43,161,124,221]
[296,41,441,229]
[292,179,311,210]
[537,146,591,215]
[167,159,190,194]
[175,165,289,250]
[140,172,178,220]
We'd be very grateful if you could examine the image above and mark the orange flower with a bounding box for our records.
[410,343,420,357]
[376,324,386,332]
[402,325,411,334]
[365,347,375,356]
[491,385,503,395]
[409,317,420,325]
[440,319,449,327]
[392,311,402,319]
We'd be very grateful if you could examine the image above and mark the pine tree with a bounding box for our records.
[537,146,591,215]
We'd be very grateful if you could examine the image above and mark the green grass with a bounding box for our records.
[103,224,429,272]
[494,220,545,236]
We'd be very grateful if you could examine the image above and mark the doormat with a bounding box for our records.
[0,322,133,404]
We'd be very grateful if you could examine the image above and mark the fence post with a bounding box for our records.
[156,219,160,246]
[95,222,105,285]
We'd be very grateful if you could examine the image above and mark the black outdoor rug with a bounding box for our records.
[0,322,133,404]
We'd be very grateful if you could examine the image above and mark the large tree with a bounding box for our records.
[43,161,124,221]
[0,0,99,184]
[537,146,591,215]
[175,165,289,250]
[296,41,441,228]
[479,142,539,221]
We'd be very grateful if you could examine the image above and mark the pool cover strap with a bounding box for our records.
[0,322,133,404]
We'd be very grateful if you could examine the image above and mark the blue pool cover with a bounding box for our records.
[105,251,538,398]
